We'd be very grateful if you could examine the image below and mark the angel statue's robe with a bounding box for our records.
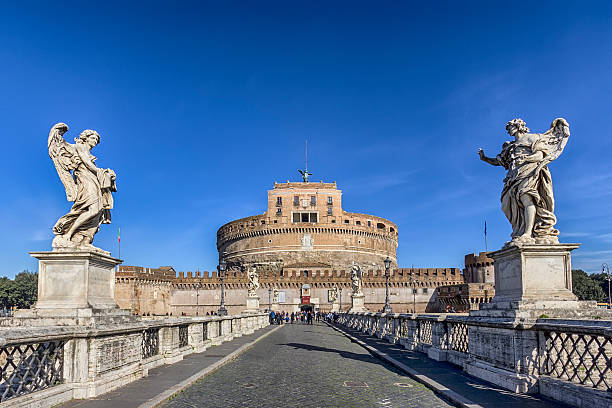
[497,136,557,240]
[53,149,116,244]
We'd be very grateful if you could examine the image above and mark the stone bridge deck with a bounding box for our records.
[63,323,566,408]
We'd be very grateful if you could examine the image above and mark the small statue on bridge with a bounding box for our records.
[47,123,117,252]
[478,118,570,246]
[328,287,338,303]
[247,266,260,297]
[350,263,363,295]
[273,288,279,304]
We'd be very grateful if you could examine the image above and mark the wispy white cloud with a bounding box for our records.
[30,229,49,242]
[560,232,593,238]
[566,172,612,200]
[341,169,423,196]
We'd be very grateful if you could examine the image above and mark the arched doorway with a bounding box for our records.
[300,304,313,313]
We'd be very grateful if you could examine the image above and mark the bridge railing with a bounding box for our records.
[337,312,611,407]
[0,312,269,408]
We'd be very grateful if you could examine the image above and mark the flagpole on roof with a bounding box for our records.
[484,220,488,252]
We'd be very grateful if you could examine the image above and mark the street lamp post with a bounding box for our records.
[383,257,393,314]
[268,287,272,311]
[196,277,202,316]
[339,287,343,312]
[409,270,419,314]
[603,263,611,309]
[217,260,228,316]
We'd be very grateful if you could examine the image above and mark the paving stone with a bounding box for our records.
[163,323,452,408]
[336,324,571,408]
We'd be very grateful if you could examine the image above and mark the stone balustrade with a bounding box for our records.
[0,313,268,408]
[337,312,611,408]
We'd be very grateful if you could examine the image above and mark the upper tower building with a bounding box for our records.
[216,179,398,273]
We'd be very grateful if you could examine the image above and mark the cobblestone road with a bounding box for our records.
[162,322,452,408]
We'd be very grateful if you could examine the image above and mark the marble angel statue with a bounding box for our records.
[328,287,338,302]
[350,263,363,295]
[273,288,279,303]
[478,118,570,246]
[48,123,116,251]
[247,266,260,297]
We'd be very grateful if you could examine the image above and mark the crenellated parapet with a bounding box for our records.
[116,265,176,284]
[463,252,494,284]
[165,266,463,289]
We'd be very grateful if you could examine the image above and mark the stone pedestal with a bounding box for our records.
[330,301,340,312]
[271,302,279,311]
[245,295,260,313]
[467,243,587,394]
[472,243,580,319]
[349,293,366,312]
[15,250,134,326]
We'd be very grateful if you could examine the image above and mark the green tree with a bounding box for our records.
[12,271,38,309]
[572,270,606,302]
[0,277,14,309]
[589,272,610,303]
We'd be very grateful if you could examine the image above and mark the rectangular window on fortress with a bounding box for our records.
[293,196,299,205]
[356,220,361,225]
[327,196,333,205]
[327,207,332,215]
[310,196,316,205]
[293,212,318,223]
[276,197,282,206]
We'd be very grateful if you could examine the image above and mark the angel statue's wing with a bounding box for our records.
[48,122,78,201]
[534,118,570,173]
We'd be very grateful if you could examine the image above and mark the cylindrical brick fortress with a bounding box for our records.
[217,181,398,272]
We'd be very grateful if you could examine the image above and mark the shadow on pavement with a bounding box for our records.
[280,342,397,368]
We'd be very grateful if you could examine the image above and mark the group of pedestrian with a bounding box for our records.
[324,312,338,323]
[268,310,290,324]
[269,310,320,325]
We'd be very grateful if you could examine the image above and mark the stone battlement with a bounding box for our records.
[464,252,494,268]
[116,265,176,281]
[120,265,463,287]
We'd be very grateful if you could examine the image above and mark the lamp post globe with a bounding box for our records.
[217,259,228,316]
[383,256,393,314]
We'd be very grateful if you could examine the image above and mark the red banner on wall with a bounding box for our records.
[301,296,310,304]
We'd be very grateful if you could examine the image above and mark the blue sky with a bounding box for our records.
[1,2,612,277]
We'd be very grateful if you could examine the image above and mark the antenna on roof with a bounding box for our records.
[298,138,312,182]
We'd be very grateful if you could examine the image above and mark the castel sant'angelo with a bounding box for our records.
[217,179,398,274]
[115,172,492,315]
